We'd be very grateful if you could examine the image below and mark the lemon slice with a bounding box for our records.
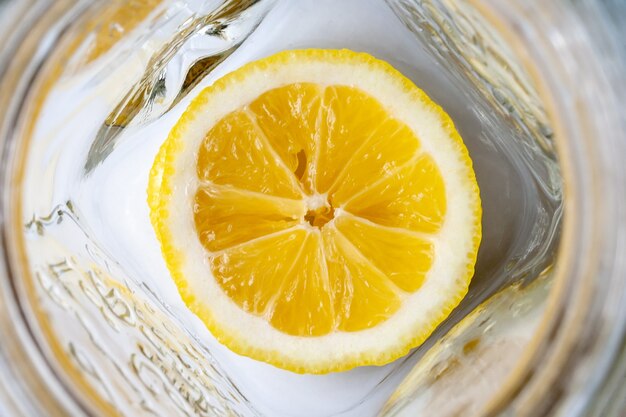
[148,49,481,374]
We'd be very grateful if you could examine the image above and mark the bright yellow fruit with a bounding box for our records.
[148,49,481,374]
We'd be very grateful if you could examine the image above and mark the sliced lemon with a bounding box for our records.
[148,49,481,374]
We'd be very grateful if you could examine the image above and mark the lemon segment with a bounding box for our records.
[197,110,304,199]
[344,154,447,233]
[321,224,402,332]
[193,184,305,252]
[268,231,334,336]
[334,214,433,293]
[249,83,323,194]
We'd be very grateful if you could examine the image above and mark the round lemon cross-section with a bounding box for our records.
[148,49,482,374]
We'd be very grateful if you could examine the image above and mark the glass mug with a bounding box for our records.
[0,0,624,416]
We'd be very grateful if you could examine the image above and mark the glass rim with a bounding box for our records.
[471,0,626,415]
[0,0,624,416]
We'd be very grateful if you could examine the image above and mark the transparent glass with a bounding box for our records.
[0,1,624,417]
